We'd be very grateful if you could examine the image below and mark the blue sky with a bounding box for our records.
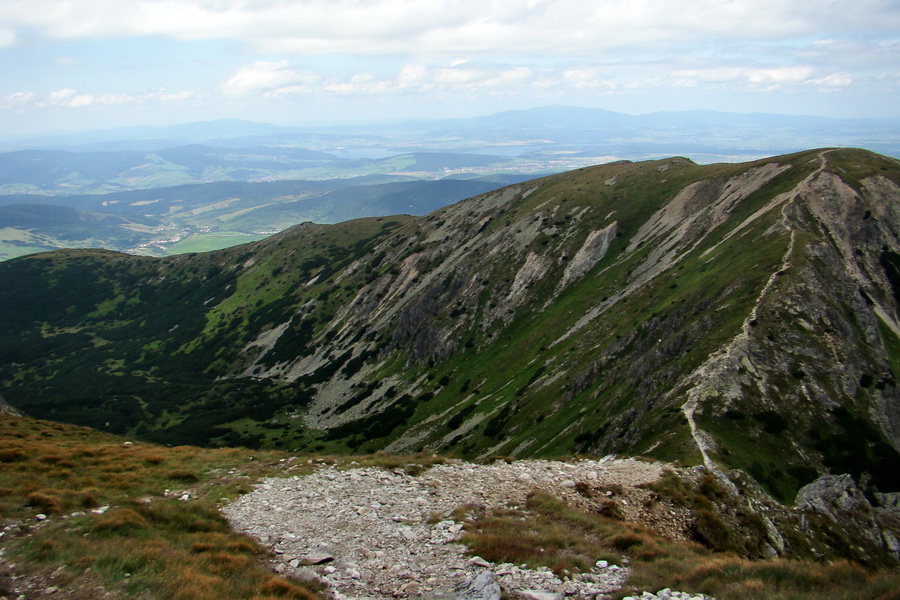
[1,0,899,136]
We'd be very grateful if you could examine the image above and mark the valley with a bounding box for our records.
[2,106,898,262]
[1,147,898,504]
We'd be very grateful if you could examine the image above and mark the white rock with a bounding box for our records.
[517,590,564,600]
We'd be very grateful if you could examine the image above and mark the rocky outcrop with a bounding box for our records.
[795,474,900,561]
[0,393,22,417]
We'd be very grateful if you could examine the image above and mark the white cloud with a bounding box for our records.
[672,66,816,88]
[0,27,15,47]
[0,91,36,109]
[812,74,854,87]
[47,88,78,102]
[0,87,195,110]
[2,0,898,124]
[220,61,320,96]
[2,0,898,56]
[67,94,96,107]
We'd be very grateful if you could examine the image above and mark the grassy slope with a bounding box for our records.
[1,414,897,600]
[0,414,322,600]
[0,150,898,505]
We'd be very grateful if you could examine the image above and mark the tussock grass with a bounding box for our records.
[0,415,323,600]
[460,492,659,576]
[458,490,900,600]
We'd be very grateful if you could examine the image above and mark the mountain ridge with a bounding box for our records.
[1,147,899,504]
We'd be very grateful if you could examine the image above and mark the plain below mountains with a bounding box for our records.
[0,175,531,260]
[0,147,899,508]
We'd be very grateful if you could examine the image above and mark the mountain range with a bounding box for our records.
[1,147,899,506]
[2,106,899,262]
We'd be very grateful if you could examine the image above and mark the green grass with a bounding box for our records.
[168,232,269,255]
[0,243,48,261]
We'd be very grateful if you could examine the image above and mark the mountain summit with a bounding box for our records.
[1,147,898,502]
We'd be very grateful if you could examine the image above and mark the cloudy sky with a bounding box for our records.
[2,0,899,136]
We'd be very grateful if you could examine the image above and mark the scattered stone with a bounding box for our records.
[516,590,563,600]
[301,551,334,565]
[223,458,665,600]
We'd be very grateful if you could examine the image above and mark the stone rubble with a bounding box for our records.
[223,457,715,600]
[622,590,714,600]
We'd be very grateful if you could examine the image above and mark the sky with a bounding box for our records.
[1,0,900,137]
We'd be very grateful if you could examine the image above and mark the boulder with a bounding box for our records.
[423,570,502,600]
[795,474,899,561]
[795,474,870,516]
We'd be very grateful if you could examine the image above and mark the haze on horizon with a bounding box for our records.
[1,0,899,138]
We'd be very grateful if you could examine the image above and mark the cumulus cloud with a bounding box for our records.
[220,61,320,96]
[3,0,898,123]
[0,91,36,109]
[812,74,854,87]
[0,87,194,110]
[674,66,816,85]
[0,27,15,47]
[2,0,898,56]
[223,61,545,98]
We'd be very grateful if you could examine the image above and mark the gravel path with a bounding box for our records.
[223,457,692,600]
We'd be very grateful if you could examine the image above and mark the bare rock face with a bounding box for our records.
[795,474,900,561]
[0,393,22,417]
[795,474,870,516]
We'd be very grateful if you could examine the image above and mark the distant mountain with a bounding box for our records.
[0,145,539,197]
[4,105,898,162]
[2,147,898,507]
[0,145,340,195]
[1,119,297,151]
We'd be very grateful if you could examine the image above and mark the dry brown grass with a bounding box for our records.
[0,414,323,600]
[457,490,900,600]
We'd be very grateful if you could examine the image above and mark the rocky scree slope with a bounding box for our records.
[222,455,900,599]
[1,148,900,505]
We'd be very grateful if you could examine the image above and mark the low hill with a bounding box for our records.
[1,148,899,506]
